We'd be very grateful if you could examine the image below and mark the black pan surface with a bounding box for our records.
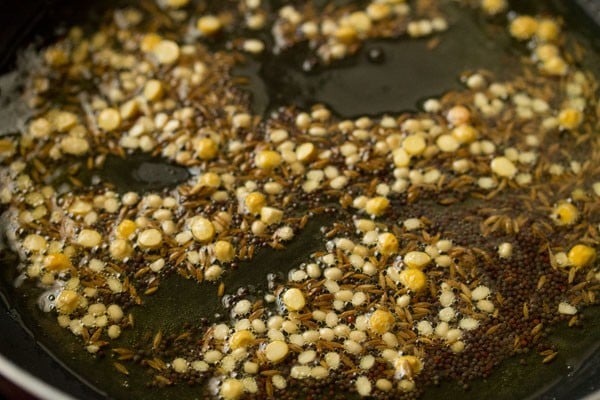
[1,1,600,399]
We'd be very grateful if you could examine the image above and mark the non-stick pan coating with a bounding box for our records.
[1,1,600,399]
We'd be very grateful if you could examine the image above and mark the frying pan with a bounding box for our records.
[0,0,600,399]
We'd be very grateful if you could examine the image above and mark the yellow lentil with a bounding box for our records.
[43,253,72,271]
[536,19,560,42]
[364,196,389,217]
[334,26,358,44]
[244,192,266,214]
[255,150,282,169]
[116,219,137,239]
[567,244,596,269]
[446,105,471,126]
[551,202,579,226]
[377,233,398,256]
[143,79,163,101]
[195,137,219,160]
[229,330,255,349]
[558,108,583,130]
[197,15,222,36]
[451,124,478,144]
[394,355,423,377]
[214,240,235,262]
[510,16,538,40]
[369,309,395,334]
[399,269,427,291]
[109,239,133,260]
[140,33,162,53]
[56,290,80,314]
[190,217,215,242]
[60,137,89,156]
[97,108,121,131]
[152,40,180,64]
[402,134,426,156]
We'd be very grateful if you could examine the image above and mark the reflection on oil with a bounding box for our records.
[235,4,514,118]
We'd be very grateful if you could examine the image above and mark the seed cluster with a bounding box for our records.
[0,0,599,399]
[270,0,448,63]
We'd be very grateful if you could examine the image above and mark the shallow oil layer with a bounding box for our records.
[2,217,600,400]
[0,0,599,399]
[91,154,190,194]
[239,4,515,118]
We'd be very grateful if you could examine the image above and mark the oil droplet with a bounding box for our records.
[37,286,62,312]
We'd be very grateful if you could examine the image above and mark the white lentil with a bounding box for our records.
[233,299,252,316]
[382,332,398,347]
[459,317,480,331]
[435,322,449,337]
[498,242,513,259]
[438,307,456,322]
[403,218,422,231]
[439,290,455,307]
[359,355,375,370]
[324,352,340,369]
[298,350,316,364]
[282,288,305,311]
[153,40,180,64]
[290,365,311,379]
[396,294,411,307]
[356,376,372,397]
[204,350,223,364]
[172,358,188,373]
[558,302,577,315]
[243,39,265,54]
[436,134,459,152]
[272,375,287,389]
[477,299,495,313]
[76,229,102,248]
[416,320,433,336]
[478,177,497,190]
[423,99,441,113]
[491,156,518,178]
[137,228,162,248]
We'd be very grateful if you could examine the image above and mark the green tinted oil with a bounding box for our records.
[0,0,599,399]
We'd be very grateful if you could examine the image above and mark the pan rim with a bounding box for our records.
[0,353,76,400]
[0,1,598,400]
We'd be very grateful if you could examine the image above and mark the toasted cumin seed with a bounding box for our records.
[537,275,547,290]
[114,362,130,375]
[486,324,501,335]
[568,267,577,284]
[152,330,162,350]
[260,370,280,377]
[542,352,558,364]
[90,328,103,342]
[569,282,587,292]
[568,316,579,327]
[81,327,90,343]
[154,375,172,385]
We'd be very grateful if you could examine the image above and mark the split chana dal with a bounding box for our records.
[0,0,599,399]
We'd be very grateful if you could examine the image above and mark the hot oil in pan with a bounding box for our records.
[238,2,517,118]
[0,1,599,399]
